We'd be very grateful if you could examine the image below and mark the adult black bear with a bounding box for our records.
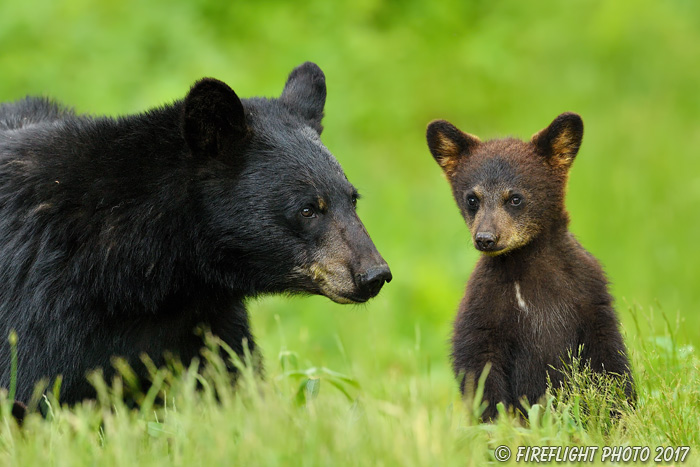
[0,62,392,404]
[426,113,634,420]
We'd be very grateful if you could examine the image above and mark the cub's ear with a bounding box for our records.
[426,120,481,176]
[531,112,583,169]
[182,78,248,158]
[280,62,326,134]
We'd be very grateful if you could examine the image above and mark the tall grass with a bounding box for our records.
[1,306,697,466]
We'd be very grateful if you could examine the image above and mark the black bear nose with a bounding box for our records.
[355,266,392,299]
[475,232,499,251]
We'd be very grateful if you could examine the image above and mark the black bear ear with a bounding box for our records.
[182,78,248,158]
[531,112,583,169]
[426,120,481,176]
[280,62,326,134]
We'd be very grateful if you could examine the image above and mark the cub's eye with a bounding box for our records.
[351,194,358,207]
[509,195,523,206]
[466,194,479,209]
[300,206,316,218]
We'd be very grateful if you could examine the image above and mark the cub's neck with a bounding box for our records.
[481,221,573,282]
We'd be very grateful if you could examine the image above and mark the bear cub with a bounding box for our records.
[427,113,634,420]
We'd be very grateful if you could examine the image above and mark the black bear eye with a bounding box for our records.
[300,207,316,218]
[466,194,479,209]
[351,194,358,208]
[510,195,523,207]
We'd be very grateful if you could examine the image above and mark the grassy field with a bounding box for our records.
[1,0,699,464]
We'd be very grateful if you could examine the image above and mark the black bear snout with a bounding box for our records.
[475,232,499,251]
[355,266,392,299]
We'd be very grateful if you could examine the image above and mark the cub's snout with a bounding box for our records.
[474,232,499,252]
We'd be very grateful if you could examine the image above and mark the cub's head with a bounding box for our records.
[182,62,391,303]
[426,113,583,256]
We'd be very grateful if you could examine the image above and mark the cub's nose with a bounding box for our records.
[355,265,392,299]
[475,232,499,251]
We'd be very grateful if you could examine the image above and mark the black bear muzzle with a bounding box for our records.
[354,265,392,300]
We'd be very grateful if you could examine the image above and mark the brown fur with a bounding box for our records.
[426,120,481,176]
[427,113,634,420]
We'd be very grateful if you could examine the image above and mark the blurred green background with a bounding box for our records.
[1,0,698,393]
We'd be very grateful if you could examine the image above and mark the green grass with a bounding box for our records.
[1,308,698,466]
[1,0,699,464]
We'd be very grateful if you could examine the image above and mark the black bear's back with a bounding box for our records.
[0,97,208,403]
[0,97,75,131]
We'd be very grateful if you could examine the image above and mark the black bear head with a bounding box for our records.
[182,62,391,303]
[427,113,583,255]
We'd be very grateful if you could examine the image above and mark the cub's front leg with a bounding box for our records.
[579,304,636,402]
[452,307,512,421]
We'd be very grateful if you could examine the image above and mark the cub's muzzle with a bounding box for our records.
[475,232,500,252]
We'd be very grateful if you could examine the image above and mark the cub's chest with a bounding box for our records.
[509,280,578,342]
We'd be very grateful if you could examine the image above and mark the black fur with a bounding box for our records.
[0,62,390,404]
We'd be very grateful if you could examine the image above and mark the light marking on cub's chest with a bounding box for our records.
[513,281,573,337]
[514,281,529,313]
